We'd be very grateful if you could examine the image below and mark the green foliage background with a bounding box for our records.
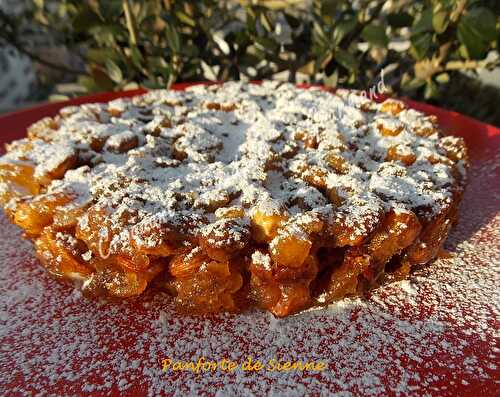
[1,0,499,123]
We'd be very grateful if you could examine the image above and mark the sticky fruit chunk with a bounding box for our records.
[380,99,406,115]
[269,255,319,317]
[83,259,164,298]
[199,218,250,262]
[403,209,453,267]
[169,248,206,278]
[130,213,203,257]
[367,209,422,267]
[75,205,139,259]
[271,283,311,317]
[270,230,312,268]
[329,201,384,247]
[35,150,78,186]
[27,117,59,141]
[35,228,91,279]
[376,119,404,136]
[0,162,40,204]
[326,252,370,301]
[14,192,74,236]
[52,203,90,231]
[168,258,244,313]
[250,207,288,243]
[324,209,421,302]
[386,145,416,166]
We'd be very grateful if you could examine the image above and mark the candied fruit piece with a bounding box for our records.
[115,253,151,272]
[326,187,345,207]
[367,209,422,267]
[380,99,406,115]
[323,209,421,302]
[294,130,319,149]
[14,192,75,236]
[0,162,40,204]
[84,259,163,298]
[250,207,288,243]
[75,205,114,256]
[199,218,250,262]
[271,283,311,317]
[325,252,369,301]
[329,200,384,247]
[404,209,453,267]
[130,213,204,256]
[270,228,312,268]
[52,203,90,231]
[204,101,237,112]
[35,228,92,279]
[438,136,468,163]
[35,150,78,186]
[353,209,422,285]
[300,165,328,190]
[249,249,274,279]
[169,258,243,313]
[215,206,245,219]
[386,145,416,166]
[324,152,349,174]
[249,275,281,310]
[169,248,207,278]
[104,131,139,153]
[27,117,59,141]
[376,119,404,136]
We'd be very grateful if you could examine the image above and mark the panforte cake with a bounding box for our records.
[0,82,468,317]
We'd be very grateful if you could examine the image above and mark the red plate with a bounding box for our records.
[1,84,499,396]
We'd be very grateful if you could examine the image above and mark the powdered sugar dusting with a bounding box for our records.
[0,82,467,263]
[0,147,498,396]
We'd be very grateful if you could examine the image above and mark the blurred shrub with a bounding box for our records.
[0,0,498,101]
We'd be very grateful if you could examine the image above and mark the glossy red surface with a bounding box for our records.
[0,84,498,396]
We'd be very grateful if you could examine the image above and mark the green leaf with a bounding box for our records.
[463,7,497,41]
[321,0,340,17]
[105,59,123,83]
[98,0,123,20]
[90,67,115,91]
[458,20,488,59]
[87,49,119,63]
[424,80,439,99]
[73,10,102,32]
[435,72,450,84]
[260,12,273,32]
[432,10,449,34]
[176,11,195,27]
[335,48,359,72]
[410,33,432,60]
[361,24,388,47]
[165,24,180,53]
[313,22,328,46]
[254,36,279,53]
[333,17,357,46]
[412,8,433,35]
[129,45,144,69]
[180,44,199,58]
[77,75,98,93]
[88,24,125,46]
[387,12,413,28]
[401,74,426,91]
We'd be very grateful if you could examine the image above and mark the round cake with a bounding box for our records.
[0,81,468,316]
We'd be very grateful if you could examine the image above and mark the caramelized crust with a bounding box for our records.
[0,82,468,317]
